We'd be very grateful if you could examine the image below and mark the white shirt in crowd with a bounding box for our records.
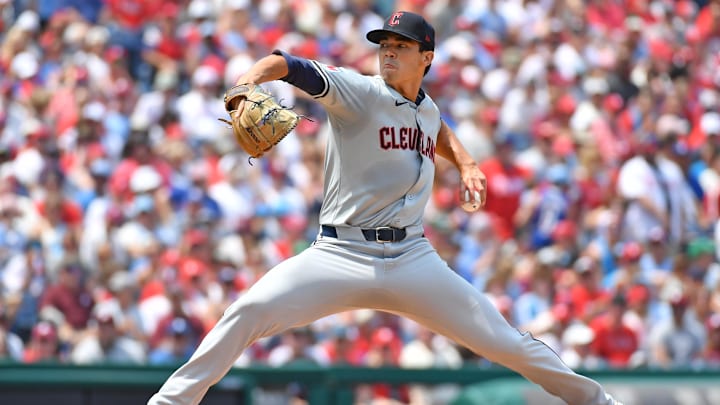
[617,154,696,244]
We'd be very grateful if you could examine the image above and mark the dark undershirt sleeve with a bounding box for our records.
[272,49,326,97]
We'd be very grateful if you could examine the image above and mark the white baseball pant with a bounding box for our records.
[148,229,617,405]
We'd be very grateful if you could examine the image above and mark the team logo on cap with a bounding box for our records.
[389,12,403,26]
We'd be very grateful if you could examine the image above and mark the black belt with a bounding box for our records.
[321,225,407,243]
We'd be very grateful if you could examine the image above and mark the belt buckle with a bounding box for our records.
[375,227,395,243]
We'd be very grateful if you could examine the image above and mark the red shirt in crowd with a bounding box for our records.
[695,2,720,41]
[35,199,83,226]
[479,158,530,241]
[40,283,94,330]
[589,314,639,368]
[108,158,173,201]
[687,116,716,151]
[46,87,80,137]
[104,0,163,30]
[570,283,610,322]
[585,1,626,34]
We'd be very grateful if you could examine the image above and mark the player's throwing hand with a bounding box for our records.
[460,164,487,212]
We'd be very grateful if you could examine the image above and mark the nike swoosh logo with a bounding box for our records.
[395,100,408,106]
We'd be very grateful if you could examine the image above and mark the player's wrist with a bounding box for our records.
[458,161,478,172]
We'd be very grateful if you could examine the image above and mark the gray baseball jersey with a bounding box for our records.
[148,57,619,405]
[311,61,438,229]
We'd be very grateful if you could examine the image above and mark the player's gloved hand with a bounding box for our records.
[219,83,302,159]
[459,163,487,212]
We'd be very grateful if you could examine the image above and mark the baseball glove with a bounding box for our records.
[219,83,300,159]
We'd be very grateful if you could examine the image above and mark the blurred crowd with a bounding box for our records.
[2,0,720,401]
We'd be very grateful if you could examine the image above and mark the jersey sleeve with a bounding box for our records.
[308,62,379,117]
[272,50,377,119]
[272,50,325,96]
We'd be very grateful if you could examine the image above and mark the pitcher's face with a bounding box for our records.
[377,34,431,86]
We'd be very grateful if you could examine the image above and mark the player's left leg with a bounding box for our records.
[377,239,618,405]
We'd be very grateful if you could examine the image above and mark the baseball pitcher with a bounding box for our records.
[149,11,622,405]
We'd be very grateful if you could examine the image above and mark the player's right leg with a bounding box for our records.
[147,239,386,405]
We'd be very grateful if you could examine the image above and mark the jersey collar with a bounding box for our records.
[392,88,426,107]
[415,88,426,105]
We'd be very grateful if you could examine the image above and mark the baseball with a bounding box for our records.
[462,190,480,212]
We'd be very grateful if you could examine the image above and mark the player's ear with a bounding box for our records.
[423,51,434,67]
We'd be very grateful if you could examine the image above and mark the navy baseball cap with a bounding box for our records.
[366,11,435,51]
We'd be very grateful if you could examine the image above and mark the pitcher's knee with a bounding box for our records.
[481,331,532,364]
